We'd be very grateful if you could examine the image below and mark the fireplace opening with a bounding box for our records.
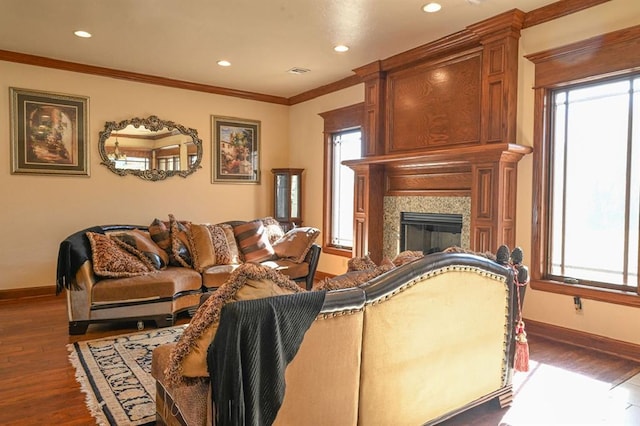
[400,212,462,254]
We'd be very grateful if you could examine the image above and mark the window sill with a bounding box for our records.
[322,245,353,258]
[530,279,640,309]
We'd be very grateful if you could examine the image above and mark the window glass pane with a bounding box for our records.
[629,78,640,287]
[331,130,361,248]
[550,79,633,286]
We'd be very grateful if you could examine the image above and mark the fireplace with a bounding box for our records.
[399,212,462,254]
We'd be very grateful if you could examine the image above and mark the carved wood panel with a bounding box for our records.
[386,53,482,153]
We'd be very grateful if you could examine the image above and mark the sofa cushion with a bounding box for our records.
[169,214,193,268]
[165,263,304,385]
[233,220,275,262]
[86,232,156,278]
[109,229,169,270]
[91,266,201,304]
[188,224,233,272]
[271,227,320,263]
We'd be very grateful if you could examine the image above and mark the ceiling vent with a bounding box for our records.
[287,67,311,75]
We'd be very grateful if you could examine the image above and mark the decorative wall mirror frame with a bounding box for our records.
[99,115,202,181]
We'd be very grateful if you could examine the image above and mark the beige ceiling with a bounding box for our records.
[1,0,557,99]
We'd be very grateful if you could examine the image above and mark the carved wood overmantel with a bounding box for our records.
[346,10,531,263]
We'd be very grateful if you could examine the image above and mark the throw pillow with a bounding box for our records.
[188,224,234,273]
[233,220,275,263]
[110,229,169,270]
[149,218,171,255]
[314,264,394,291]
[347,255,377,272]
[169,214,193,268]
[165,263,304,385]
[218,223,240,264]
[271,227,320,263]
[392,250,425,266]
[260,216,285,244]
[86,232,156,278]
[442,245,497,262]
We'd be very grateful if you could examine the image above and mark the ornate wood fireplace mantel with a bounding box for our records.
[344,143,531,263]
[342,9,533,263]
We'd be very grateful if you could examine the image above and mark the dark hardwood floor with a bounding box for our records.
[1,294,639,425]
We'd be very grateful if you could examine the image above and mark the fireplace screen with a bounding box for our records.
[400,212,462,254]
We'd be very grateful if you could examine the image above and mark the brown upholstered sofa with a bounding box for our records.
[57,217,320,335]
[152,251,521,425]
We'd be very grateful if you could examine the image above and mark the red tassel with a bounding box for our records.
[514,320,529,372]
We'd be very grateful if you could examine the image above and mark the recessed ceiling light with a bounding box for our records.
[217,60,231,67]
[334,45,349,53]
[74,30,92,38]
[422,2,442,13]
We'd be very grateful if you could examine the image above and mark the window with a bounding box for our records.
[528,25,640,304]
[320,103,364,256]
[330,130,362,248]
[548,76,639,292]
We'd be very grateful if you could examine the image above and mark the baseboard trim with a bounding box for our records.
[525,318,640,363]
[0,286,56,301]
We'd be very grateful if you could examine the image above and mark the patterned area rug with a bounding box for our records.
[67,325,186,426]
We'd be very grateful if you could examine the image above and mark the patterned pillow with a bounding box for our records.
[188,224,234,272]
[86,232,156,278]
[218,223,240,264]
[392,250,425,266]
[260,216,285,244]
[165,263,304,385]
[314,264,394,291]
[347,255,377,272]
[169,214,193,268]
[149,218,171,257]
[110,229,169,270]
[271,227,320,263]
[233,220,275,262]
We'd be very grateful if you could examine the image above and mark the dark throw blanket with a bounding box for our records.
[207,290,327,426]
[55,226,104,294]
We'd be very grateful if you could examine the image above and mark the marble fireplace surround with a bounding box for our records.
[383,196,471,259]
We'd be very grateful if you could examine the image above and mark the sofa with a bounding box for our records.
[151,250,523,425]
[56,215,321,335]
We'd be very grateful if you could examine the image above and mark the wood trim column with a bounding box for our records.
[354,61,386,157]
[350,164,385,263]
[468,10,525,145]
[471,156,519,252]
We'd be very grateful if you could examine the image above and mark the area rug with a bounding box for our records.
[67,325,186,426]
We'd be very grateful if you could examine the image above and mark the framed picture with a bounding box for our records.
[10,87,89,176]
[212,115,260,183]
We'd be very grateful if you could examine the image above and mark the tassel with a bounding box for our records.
[514,320,530,372]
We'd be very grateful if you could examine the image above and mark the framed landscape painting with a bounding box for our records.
[212,115,260,184]
[10,87,89,176]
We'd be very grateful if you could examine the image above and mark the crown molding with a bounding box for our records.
[0,49,289,105]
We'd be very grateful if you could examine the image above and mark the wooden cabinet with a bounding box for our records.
[272,168,303,231]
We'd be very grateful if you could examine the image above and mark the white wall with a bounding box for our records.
[516,0,640,344]
[0,61,289,291]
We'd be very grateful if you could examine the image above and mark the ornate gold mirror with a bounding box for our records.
[99,115,202,181]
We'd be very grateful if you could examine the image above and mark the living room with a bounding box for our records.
[1,0,640,424]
